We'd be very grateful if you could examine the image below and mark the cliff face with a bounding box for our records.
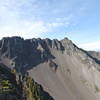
[0,37,78,72]
[0,37,57,73]
[0,36,100,100]
[0,63,54,100]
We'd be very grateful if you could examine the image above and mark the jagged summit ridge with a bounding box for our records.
[0,36,99,73]
[0,36,77,72]
[0,36,75,52]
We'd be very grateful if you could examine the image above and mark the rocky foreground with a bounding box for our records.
[0,36,100,100]
[0,63,54,100]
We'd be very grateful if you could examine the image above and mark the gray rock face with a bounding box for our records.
[0,36,100,100]
[0,37,75,73]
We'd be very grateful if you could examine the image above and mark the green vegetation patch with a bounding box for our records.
[95,85,100,93]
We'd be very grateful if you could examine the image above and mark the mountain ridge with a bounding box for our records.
[0,36,100,100]
[0,36,76,73]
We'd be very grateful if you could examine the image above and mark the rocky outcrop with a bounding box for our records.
[0,63,54,100]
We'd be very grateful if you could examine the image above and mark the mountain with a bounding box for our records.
[88,51,100,61]
[0,36,100,100]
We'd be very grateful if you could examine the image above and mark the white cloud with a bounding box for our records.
[47,16,71,28]
[47,22,69,27]
[0,0,88,40]
[0,0,70,39]
[0,21,48,39]
[55,14,73,22]
[0,0,48,39]
[78,42,100,51]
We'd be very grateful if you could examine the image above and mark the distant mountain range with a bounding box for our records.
[0,36,100,100]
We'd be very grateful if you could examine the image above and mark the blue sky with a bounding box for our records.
[0,0,100,50]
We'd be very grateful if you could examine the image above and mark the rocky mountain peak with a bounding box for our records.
[0,36,81,73]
